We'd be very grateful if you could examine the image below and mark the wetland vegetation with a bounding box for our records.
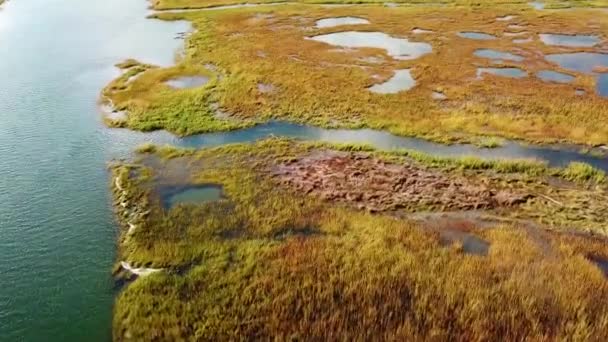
[102,0,608,146]
[107,0,608,340]
[111,139,608,340]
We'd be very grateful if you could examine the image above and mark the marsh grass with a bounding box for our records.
[113,140,608,340]
[107,3,608,146]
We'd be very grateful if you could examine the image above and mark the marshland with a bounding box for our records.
[2,0,608,340]
[102,0,608,340]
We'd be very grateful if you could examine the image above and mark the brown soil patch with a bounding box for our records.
[272,151,532,212]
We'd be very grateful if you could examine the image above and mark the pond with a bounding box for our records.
[539,33,600,47]
[537,70,575,83]
[368,69,415,93]
[309,31,432,60]
[545,52,608,96]
[457,32,497,40]
[315,16,369,28]
[165,76,209,89]
[160,184,224,209]
[477,67,527,79]
[439,229,490,256]
[474,49,524,62]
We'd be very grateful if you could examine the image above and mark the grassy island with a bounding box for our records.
[111,139,608,340]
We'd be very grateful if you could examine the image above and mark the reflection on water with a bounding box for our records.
[539,33,600,47]
[537,70,575,83]
[457,31,497,40]
[439,229,489,256]
[160,184,224,209]
[368,69,415,93]
[165,76,209,89]
[309,31,432,60]
[474,49,524,62]
[546,52,608,97]
[477,67,527,79]
[315,17,369,28]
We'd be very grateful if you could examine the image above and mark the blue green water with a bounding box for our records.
[2,1,608,341]
[0,1,188,340]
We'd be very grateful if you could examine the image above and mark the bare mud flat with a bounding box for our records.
[273,150,531,212]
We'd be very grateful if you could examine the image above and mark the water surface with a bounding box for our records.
[539,33,600,47]
[546,52,608,96]
[457,32,497,40]
[474,49,524,62]
[160,184,224,209]
[166,76,209,89]
[439,229,489,256]
[315,16,369,28]
[477,67,527,79]
[309,31,432,60]
[537,70,575,83]
[368,69,415,93]
[0,0,190,340]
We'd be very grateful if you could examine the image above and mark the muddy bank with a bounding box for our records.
[273,150,532,212]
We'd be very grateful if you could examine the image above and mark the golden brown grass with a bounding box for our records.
[106,3,608,146]
[111,140,608,340]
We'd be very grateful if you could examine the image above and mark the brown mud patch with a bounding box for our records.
[272,150,532,212]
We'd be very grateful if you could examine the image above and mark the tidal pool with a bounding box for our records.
[529,1,545,10]
[160,184,224,209]
[457,32,497,40]
[315,17,369,28]
[368,69,415,94]
[537,70,575,83]
[545,52,608,96]
[539,33,600,47]
[309,31,432,60]
[439,229,489,256]
[165,76,209,89]
[474,49,524,62]
[597,74,608,97]
[477,67,527,79]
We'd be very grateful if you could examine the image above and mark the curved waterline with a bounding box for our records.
[109,121,608,172]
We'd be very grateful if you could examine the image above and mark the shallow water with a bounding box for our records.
[529,1,545,10]
[474,49,524,62]
[539,33,600,47]
[166,76,209,89]
[315,16,369,28]
[546,52,608,96]
[309,31,432,60]
[160,184,224,209]
[477,67,527,79]
[368,69,415,93]
[589,256,608,277]
[157,121,608,172]
[0,0,190,340]
[457,32,497,40]
[439,230,489,256]
[537,70,575,83]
